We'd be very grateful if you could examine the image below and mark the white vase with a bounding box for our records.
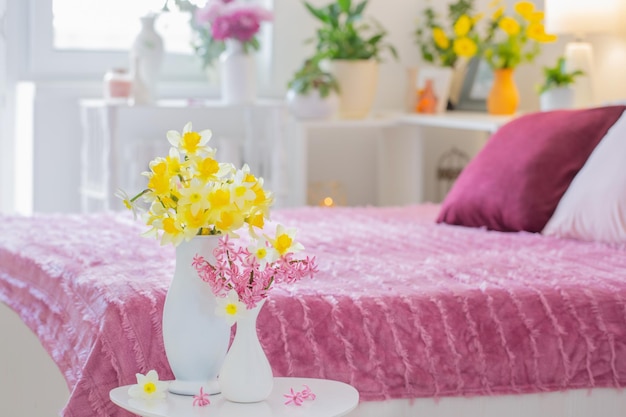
[285,89,338,120]
[130,14,164,104]
[162,236,231,396]
[219,40,256,104]
[540,87,575,111]
[329,59,378,119]
[218,299,273,403]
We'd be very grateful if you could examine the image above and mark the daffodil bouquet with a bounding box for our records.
[415,0,481,67]
[482,1,557,70]
[193,232,318,319]
[117,122,273,246]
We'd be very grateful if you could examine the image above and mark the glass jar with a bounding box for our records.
[103,68,132,102]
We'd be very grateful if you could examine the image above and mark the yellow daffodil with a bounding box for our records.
[216,290,248,326]
[166,122,213,156]
[453,37,477,58]
[270,224,304,256]
[214,209,244,234]
[432,27,450,49]
[114,188,143,220]
[208,186,232,211]
[177,177,210,216]
[245,211,266,238]
[514,1,535,19]
[195,156,220,182]
[230,169,256,209]
[499,16,520,35]
[128,370,168,401]
[165,147,182,178]
[248,237,278,270]
[161,216,186,246]
[145,158,172,197]
[178,205,211,239]
[473,13,484,24]
[453,15,472,37]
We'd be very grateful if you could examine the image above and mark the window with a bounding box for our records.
[28,0,208,81]
[52,0,198,54]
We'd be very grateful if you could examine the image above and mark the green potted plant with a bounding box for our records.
[537,56,584,111]
[286,59,340,119]
[303,0,398,119]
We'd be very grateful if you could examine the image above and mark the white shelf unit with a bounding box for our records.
[79,99,288,212]
[286,111,514,207]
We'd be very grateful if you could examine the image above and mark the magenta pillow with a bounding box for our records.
[437,105,626,232]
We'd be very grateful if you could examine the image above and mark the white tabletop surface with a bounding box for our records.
[110,377,359,417]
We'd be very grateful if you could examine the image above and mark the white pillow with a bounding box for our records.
[542,112,626,243]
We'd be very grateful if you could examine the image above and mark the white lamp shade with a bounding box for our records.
[545,0,626,35]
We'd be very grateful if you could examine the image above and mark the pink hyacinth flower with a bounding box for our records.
[193,387,211,407]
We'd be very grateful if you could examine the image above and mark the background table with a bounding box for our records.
[110,377,359,417]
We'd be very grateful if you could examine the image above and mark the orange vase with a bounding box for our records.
[487,68,519,115]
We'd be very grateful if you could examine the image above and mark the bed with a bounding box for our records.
[2,105,626,417]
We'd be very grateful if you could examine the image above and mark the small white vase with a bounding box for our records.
[162,236,231,396]
[130,14,164,104]
[540,87,575,111]
[219,40,256,104]
[218,299,273,403]
[286,89,338,120]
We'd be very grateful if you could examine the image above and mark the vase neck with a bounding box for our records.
[175,235,220,271]
[225,39,245,54]
[495,68,514,76]
[236,299,265,331]
[140,15,157,31]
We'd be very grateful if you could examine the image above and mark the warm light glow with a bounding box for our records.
[322,197,334,207]
[545,0,625,36]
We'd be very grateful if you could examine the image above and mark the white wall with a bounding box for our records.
[3,0,626,213]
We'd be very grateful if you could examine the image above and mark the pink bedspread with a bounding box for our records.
[2,204,626,417]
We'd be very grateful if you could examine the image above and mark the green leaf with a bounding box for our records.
[354,0,368,18]
[338,0,351,13]
[304,2,330,23]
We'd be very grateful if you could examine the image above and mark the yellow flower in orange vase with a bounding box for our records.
[514,1,535,19]
[454,15,472,37]
[453,37,478,58]
[432,27,450,49]
[499,16,520,35]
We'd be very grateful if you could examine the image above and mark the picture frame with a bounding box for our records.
[456,58,494,112]
[415,66,454,114]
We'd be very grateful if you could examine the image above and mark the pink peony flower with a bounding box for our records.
[195,1,273,42]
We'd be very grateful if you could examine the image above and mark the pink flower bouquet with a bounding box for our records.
[166,0,273,68]
[193,230,317,321]
[196,0,273,43]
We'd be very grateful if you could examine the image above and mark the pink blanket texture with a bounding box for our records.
[1,204,626,417]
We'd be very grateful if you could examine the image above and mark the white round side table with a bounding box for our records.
[110,377,359,417]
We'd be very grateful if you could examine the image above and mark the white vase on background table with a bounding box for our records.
[219,39,256,104]
[218,299,273,403]
[286,89,339,120]
[540,87,575,111]
[162,236,231,396]
[130,13,163,104]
